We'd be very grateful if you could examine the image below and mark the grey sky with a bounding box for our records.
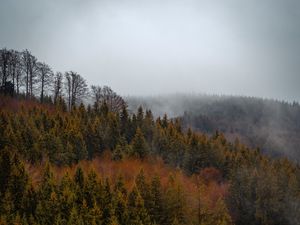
[1,0,300,101]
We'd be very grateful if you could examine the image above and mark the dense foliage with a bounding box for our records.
[127,94,300,161]
[1,48,300,225]
[1,96,300,225]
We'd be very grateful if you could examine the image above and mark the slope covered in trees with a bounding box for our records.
[1,48,300,225]
[127,94,300,162]
[1,95,300,225]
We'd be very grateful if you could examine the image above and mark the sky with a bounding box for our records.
[0,0,300,101]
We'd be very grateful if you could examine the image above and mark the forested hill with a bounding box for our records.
[1,48,300,225]
[127,94,300,161]
[1,95,300,225]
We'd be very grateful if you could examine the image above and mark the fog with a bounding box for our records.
[1,0,300,101]
[126,94,300,162]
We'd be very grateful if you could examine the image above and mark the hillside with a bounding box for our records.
[127,94,300,161]
[1,95,300,225]
[1,48,300,225]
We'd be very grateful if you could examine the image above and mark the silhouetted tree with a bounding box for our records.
[91,85,126,113]
[21,50,38,98]
[0,48,11,86]
[37,62,53,103]
[65,71,88,110]
[53,72,64,104]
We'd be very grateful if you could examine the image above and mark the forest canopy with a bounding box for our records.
[0,48,300,225]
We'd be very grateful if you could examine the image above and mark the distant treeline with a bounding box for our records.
[127,94,300,161]
[1,48,300,225]
[0,48,125,111]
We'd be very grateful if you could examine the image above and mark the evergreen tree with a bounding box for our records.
[165,175,187,225]
[128,187,152,225]
[149,175,164,225]
[213,198,233,225]
[131,128,149,159]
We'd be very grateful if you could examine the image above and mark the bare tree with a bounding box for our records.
[21,50,38,98]
[91,85,126,113]
[0,49,23,96]
[15,65,22,95]
[0,48,11,86]
[65,71,88,110]
[37,62,53,103]
[53,72,63,104]
[8,50,21,93]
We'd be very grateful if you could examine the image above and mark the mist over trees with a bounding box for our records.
[1,47,300,225]
[127,94,300,162]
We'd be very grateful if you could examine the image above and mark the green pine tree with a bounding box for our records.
[131,128,149,159]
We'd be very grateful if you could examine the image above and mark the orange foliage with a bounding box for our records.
[25,151,229,213]
[199,167,223,185]
[0,95,55,114]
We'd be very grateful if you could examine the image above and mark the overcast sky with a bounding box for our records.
[1,0,299,101]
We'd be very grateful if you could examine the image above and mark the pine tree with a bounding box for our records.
[1,191,14,222]
[101,179,115,225]
[212,198,233,225]
[68,206,84,225]
[84,169,101,208]
[114,191,128,225]
[165,175,187,225]
[114,175,127,197]
[135,169,151,212]
[149,175,164,225]
[120,105,131,142]
[8,153,29,212]
[112,144,124,161]
[128,187,152,225]
[131,128,149,159]
[184,134,209,174]
[58,173,75,222]
[36,163,59,225]
[0,147,12,196]
[23,184,37,218]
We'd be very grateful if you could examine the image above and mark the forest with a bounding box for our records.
[127,94,300,162]
[1,48,300,225]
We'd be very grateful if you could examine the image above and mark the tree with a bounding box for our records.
[184,134,209,174]
[91,85,126,113]
[74,167,85,189]
[112,144,124,161]
[65,71,88,110]
[0,48,11,86]
[165,175,187,225]
[53,72,64,104]
[37,62,53,103]
[119,105,131,142]
[0,49,21,95]
[212,198,233,225]
[135,170,151,211]
[21,50,38,98]
[7,153,29,213]
[128,187,152,225]
[58,173,75,222]
[149,175,164,225]
[101,179,115,225]
[130,128,149,159]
